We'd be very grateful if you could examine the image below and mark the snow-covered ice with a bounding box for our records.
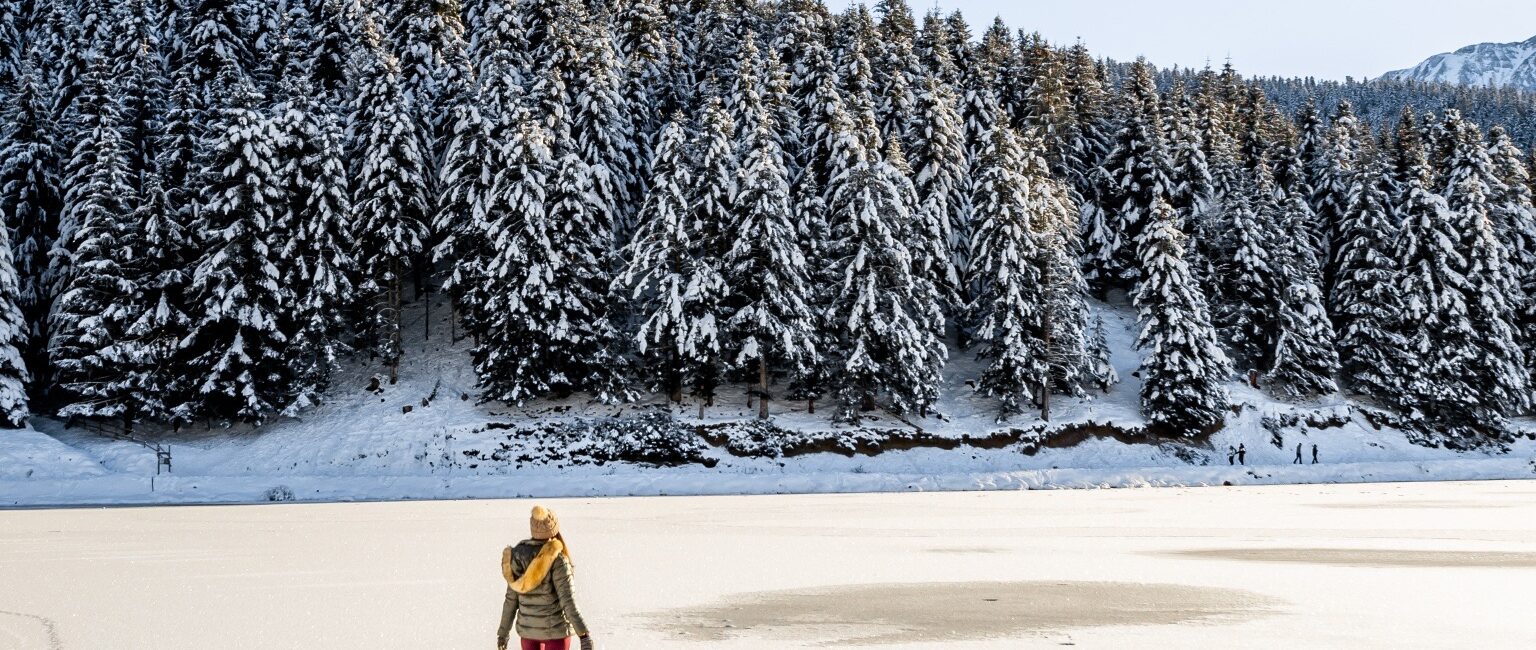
[1,481,1534,648]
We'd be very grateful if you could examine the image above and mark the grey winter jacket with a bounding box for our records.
[498,539,589,641]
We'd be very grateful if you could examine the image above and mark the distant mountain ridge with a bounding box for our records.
[1382,35,1536,90]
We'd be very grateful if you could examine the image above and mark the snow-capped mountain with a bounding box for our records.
[1382,36,1536,90]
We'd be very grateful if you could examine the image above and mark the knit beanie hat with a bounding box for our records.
[530,506,560,540]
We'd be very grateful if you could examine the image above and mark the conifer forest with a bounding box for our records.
[5,0,1536,446]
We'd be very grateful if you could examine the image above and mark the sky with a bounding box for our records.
[825,0,1536,81]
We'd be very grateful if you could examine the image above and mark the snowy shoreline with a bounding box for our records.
[6,457,1534,509]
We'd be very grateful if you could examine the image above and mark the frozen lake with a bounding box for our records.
[2,481,1535,649]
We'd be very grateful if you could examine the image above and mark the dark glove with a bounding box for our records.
[580,635,594,650]
[496,636,507,650]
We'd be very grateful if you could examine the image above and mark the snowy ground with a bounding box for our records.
[2,482,1535,649]
[4,297,1536,507]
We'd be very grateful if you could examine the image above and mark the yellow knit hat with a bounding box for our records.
[530,506,560,540]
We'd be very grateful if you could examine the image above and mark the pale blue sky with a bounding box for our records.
[827,0,1536,81]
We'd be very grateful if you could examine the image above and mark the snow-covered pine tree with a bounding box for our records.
[1216,161,1283,373]
[274,77,356,411]
[1264,191,1340,398]
[180,0,253,107]
[616,0,678,149]
[823,105,944,423]
[1134,199,1231,435]
[106,0,169,177]
[908,66,967,331]
[679,97,736,408]
[178,77,292,423]
[725,100,818,419]
[309,0,355,98]
[470,99,546,402]
[1017,34,1074,178]
[1086,59,1173,296]
[796,36,843,192]
[123,160,190,425]
[1486,127,1536,396]
[967,121,1046,420]
[1393,130,1488,439]
[622,117,723,404]
[53,51,124,311]
[1330,159,1406,404]
[1441,112,1528,424]
[0,59,60,390]
[1060,40,1110,199]
[435,59,498,334]
[872,0,919,149]
[1166,86,1214,232]
[348,26,429,381]
[785,170,835,414]
[1085,312,1119,393]
[561,11,637,237]
[1023,127,1095,402]
[726,32,768,141]
[478,140,625,404]
[0,208,28,427]
[1315,102,1363,292]
[959,19,1006,168]
[915,10,959,89]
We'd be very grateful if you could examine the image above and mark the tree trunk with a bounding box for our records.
[807,398,815,414]
[389,261,403,383]
[757,357,769,420]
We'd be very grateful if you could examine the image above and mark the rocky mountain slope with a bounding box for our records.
[1382,35,1536,89]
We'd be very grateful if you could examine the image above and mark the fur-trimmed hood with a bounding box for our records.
[502,538,567,594]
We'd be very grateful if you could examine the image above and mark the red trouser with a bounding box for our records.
[520,639,570,650]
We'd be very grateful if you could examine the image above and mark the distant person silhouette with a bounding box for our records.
[1237,444,1246,465]
[1312,444,1319,464]
[1228,446,1236,465]
[1294,443,1304,464]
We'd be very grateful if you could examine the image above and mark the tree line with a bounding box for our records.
[1,0,1534,444]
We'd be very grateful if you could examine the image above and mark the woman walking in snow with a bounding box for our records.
[498,506,594,650]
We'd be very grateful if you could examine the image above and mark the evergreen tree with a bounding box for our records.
[967,122,1046,419]
[1441,112,1527,424]
[477,135,624,404]
[679,98,736,407]
[0,213,28,427]
[436,59,500,331]
[622,118,722,404]
[274,79,356,410]
[1217,162,1283,372]
[50,103,142,424]
[180,0,253,105]
[0,60,60,390]
[1393,133,1487,438]
[1487,127,1536,396]
[1315,102,1362,292]
[125,161,190,425]
[179,79,290,422]
[561,12,637,236]
[1331,159,1406,404]
[1264,191,1340,397]
[1085,312,1119,393]
[824,106,944,422]
[1134,200,1231,435]
[1086,59,1172,295]
[725,106,818,419]
[1025,128,1094,401]
[348,28,429,380]
[908,67,967,325]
